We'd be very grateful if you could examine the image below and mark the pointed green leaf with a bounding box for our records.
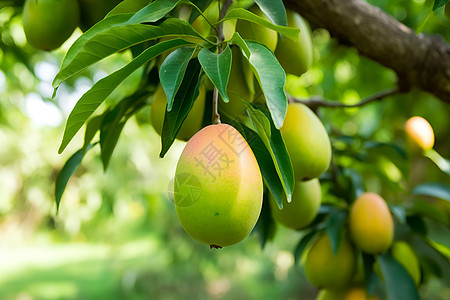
[362,253,381,298]
[326,210,348,255]
[160,58,202,157]
[245,105,294,207]
[83,115,103,153]
[254,0,287,26]
[53,17,206,88]
[294,231,318,264]
[198,46,232,103]
[424,149,450,175]
[412,182,450,202]
[220,8,298,41]
[55,144,95,212]
[160,47,196,111]
[378,253,420,300]
[100,121,126,170]
[58,39,192,154]
[240,40,287,129]
[255,190,277,249]
[433,0,449,10]
[54,0,182,87]
[237,124,285,207]
[189,0,215,23]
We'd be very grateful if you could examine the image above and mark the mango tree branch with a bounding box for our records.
[284,0,450,104]
[290,88,401,110]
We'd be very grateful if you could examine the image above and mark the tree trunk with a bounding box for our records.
[284,0,450,104]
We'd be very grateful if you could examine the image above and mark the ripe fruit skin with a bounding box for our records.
[281,103,332,181]
[305,234,356,289]
[345,287,378,300]
[219,46,255,117]
[391,241,421,285]
[174,124,263,247]
[316,287,377,300]
[78,0,122,31]
[275,10,313,76]
[405,116,434,151]
[22,0,80,51]
[150,84,206,142]
[236,6,278,51]
[269,179,321,230]
[349,193,394,254]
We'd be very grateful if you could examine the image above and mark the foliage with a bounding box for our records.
[0,0,449,299]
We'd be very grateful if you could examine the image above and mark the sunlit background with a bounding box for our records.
[0,0,449,299]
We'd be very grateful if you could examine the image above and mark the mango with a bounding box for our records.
[22,0,80,51]
[349,193,394,254]
[150,84,206,142]
[236,5,278,52]
[405,116,434,152]
[305,234,356,289]
[269,178,321,230]
[174,124,263,248]
[275,10,314,76]
[78,0,122,31]
[281,103,332,181]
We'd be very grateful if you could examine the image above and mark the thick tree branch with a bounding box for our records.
[284,0,450,104]
[290,88,400,110]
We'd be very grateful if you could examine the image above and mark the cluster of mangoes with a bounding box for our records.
[159,5,429,298]
[147,3,318,249]
[301,116,435,298]
[21,0,147,51]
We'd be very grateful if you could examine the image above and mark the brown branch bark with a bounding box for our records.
[290,88,400,110]
[284,0,450,104]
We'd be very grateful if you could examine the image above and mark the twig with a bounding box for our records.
[289,88,401,110]
[212,0,232,125]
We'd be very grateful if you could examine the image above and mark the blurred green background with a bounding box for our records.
[0,0,449,299]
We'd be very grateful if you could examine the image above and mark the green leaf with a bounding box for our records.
[424,149,450,175]
[362,253,381,297]
[54,0,182,87]
[410,235,450,284]
[237,124,285,207]
[188,0,215,23]
[254,0,287,26]
[364,141,407,159]
[160,58,202,158]
[53,17,206,88]
[241,41,287,129]
[433,0,449,10]
[198,46,232,103]
[412,182,450,202]
[344,168,365,199]
[245,105,294,206]
[220,8,298,41]
[255,190,276,249]
[294,230,318,264]
[83,115,103,153]
[101,121,126,170]
[326,209,348,255]
[55,144,95,212]
[378,253,420,300]
[100,91,150,169]
[58,39,192,154]
[407,215,428,236]
[424,218,450,249]
[160,47,196,111]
